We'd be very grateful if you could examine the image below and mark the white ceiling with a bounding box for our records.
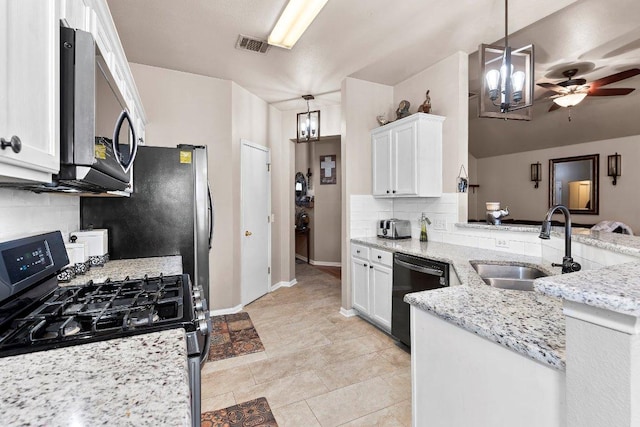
[106,0,640,157]
[106,0,575,111]
[469,0,640,158]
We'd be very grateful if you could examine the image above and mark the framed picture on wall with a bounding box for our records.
[320,155,337,185]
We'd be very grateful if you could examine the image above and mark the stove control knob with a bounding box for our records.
[194,298,204,311]
[193,289,202,300]
[197,311,207,322]
[198,318,209,335]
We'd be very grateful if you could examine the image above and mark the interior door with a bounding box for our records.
[241,140,271,305]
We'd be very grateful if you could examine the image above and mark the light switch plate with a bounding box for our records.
[433,219,447,230]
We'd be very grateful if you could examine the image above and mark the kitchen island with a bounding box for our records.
[0,256,192,426]
[352,237,567,427]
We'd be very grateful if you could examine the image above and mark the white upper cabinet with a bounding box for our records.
[0,0,60,183]
[371,113,445,198]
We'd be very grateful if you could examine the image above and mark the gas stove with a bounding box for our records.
[0,231,210,426]
[0,273,203,357]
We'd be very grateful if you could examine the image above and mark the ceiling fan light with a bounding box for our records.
[268,0,329,49]
[553,92,588,108]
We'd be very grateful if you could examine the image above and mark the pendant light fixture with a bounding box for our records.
[296,95,320,143]
[479,0,534,121]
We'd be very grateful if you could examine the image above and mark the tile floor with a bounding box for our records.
[201,263,412,427]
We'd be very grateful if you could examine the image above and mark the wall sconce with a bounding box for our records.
[530,162,541,188]
[608,152,621,185]
[297,95,320,143]
[479,0,534,121]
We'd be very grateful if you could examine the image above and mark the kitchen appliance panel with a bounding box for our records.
[391,253,449,346]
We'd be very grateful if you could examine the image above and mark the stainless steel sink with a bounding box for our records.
[471,263,548,291]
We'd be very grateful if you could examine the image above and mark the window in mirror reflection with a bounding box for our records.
[549,154,599,215]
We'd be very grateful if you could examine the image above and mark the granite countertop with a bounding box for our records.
[456,222,640,258]
[352,237,567,370]
[0,329,191,426]
[63,255,183,286]
[535,261,640,317]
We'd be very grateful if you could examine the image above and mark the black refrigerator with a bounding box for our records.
[80,145,213,301]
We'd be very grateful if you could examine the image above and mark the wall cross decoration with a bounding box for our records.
[320,155,337,185]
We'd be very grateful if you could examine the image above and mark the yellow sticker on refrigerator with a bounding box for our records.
[95,144,107,160]
[180,151,192,164]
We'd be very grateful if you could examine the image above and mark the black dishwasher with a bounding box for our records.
[392,253,449,346]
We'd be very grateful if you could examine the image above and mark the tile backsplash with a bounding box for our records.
[350,194,459,240]
[0,189,79,242]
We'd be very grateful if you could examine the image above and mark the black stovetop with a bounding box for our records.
[0,273,196,358]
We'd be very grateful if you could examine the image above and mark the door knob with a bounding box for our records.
[245,231,252,236]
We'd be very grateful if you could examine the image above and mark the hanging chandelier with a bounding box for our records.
[479,0,534,121]
[296,95,320,143]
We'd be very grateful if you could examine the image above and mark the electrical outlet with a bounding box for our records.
[495,239,509,248]
[433,219,447,230]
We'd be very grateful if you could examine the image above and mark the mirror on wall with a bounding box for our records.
[295,172,307,206]
[549,154,599,215]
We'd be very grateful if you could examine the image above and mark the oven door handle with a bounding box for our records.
[394,259,443,276]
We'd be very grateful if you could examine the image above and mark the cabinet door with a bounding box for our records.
[351,257,370,314]
[370,263,392,331]
[393,120,418,195]
[371,129,392,196]
[0,0,59,182]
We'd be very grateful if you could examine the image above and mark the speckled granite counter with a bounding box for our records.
[0,328,191,426]
[456,222,640,258]
[64,255,183,286]
[535,261,640,317]
[352,237,567,370]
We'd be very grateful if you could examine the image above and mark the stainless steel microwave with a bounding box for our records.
[56,25,138,193]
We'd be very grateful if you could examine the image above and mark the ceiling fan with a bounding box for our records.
[537,68,640,112]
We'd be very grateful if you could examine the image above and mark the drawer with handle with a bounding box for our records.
[351,243,369,259]
[370,248,392,267]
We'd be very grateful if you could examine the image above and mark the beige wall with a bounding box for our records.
[474,134,640,233]
[341,77,394,309]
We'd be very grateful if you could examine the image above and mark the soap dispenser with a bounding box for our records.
[419,213,431,242]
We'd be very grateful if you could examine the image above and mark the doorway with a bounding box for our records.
[241,140,271,305]
[294,136,342,278]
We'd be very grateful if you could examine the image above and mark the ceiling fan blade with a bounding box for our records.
[537,82,565,92]
[589,68,640,88]
[588,87,635,96]
[548,103,562,112]
[534,90,558,101]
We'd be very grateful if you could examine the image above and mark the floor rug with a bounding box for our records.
[208,312,265,362]
[201,397,278,427]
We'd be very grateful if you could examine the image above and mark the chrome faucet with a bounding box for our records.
[539,205,581,274]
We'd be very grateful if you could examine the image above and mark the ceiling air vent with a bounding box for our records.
[236,34,270,54]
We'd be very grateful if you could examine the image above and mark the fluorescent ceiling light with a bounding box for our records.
[553,92,588,108]
[268,0,328,49]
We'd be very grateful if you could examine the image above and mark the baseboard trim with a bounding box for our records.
[270,278,298,292]
[295,254,342,268]
[340,307,358,317]
[311,260,342,267]
[210,304,243,316]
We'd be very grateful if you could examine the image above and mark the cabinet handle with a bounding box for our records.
[377,255,382,259]
[0,136,22,154]
[356,250,360,254]
[363,263,367,267]
[392,190,396,194]
[369,265,373,269]
[386,190,390,194]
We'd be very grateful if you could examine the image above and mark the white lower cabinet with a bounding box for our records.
[351,243,392,332]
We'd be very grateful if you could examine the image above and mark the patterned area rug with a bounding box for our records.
[201,397,278,427]
[208,312,265,361]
